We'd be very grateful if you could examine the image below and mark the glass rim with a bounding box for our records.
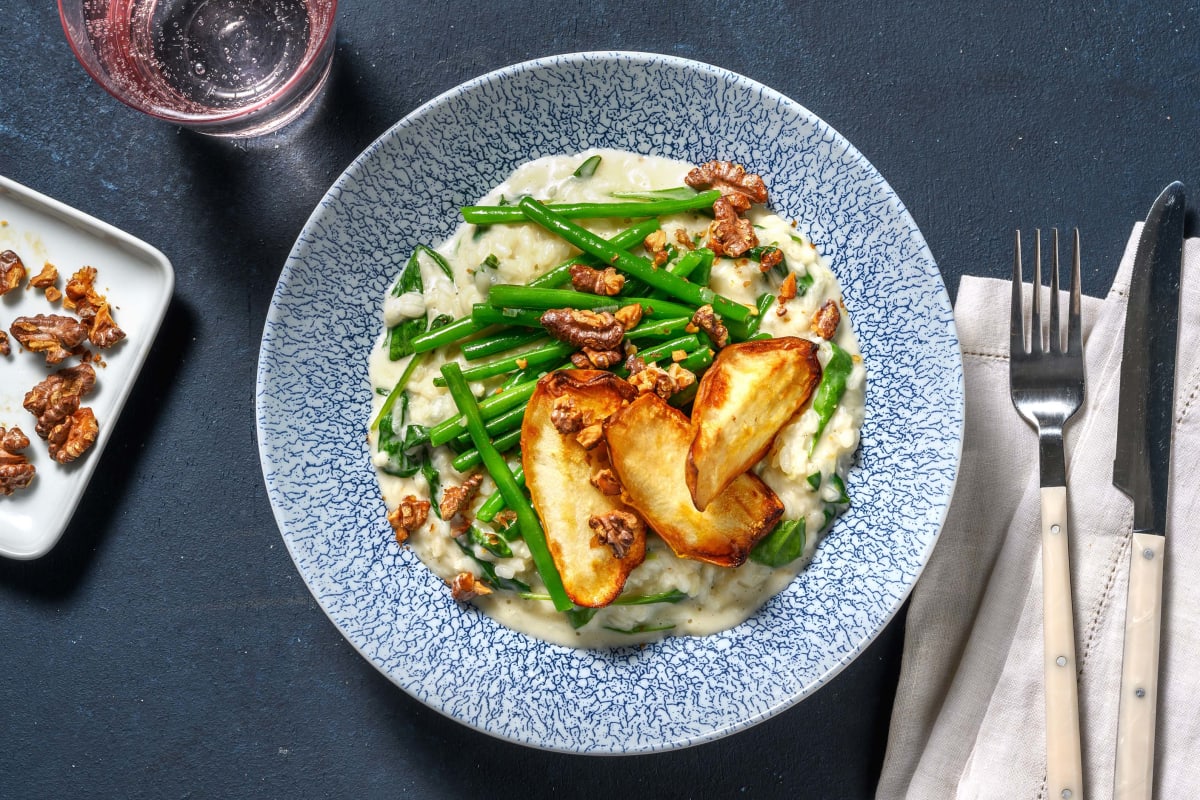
[57,0,338,130]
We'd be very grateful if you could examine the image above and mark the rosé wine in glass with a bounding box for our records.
[60,0,337,137]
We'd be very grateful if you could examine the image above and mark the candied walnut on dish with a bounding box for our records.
[569,264,624,296]
[613,303,643,331]
[685,160,769,211]
[642,229,669,267]
[811,299,841,340]
[589,467,622,496]
[46,407,98,464]
[706,196,758,258]
[0,330,9,357]
[388,495,430,543]
[449,571,493,602]
[570,346,624,370]
[64,266,125,348]
[28,263,58,289]
[629,362,696,400]
[491,509,518,532]
[0,426,36,496]
[589,510,643,559]
[0,250,26,296]
[758,247,784,273]
[439,473,483,521]
[776,273,798,316]
[540,308,625,351]
[550,394,585,435]
[575,422,605,451]
[689,304,729,349]
[24,363,97,439]
[10,314,88,365]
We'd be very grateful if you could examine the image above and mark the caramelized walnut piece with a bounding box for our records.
[439,473,483,520]
[570,347,624,370]
[776,273,798,316]
[24,363,96,439]
[64,266,125,348]
[613,303,643,331]
[550,395,584,435]
[491,509,518,531]
[706,196,758,258]
[0,331,9,357]
[811,299,841,340]
[589,467,622,496]
[10,314,88,365]
[569,264,625,296]
[673,227,697,251]
[758,248,784,273]
[0,250,25,296]
[575,423,605,450]
[387,495,430,543]
[642,229,669,267]
[47,407,98,464]
[684,160,769,207]
[690,305,729,349]
[28,263,57,289]
[588,510,644,559]
[44,287,63,304]
[540,308,625,351]
[450,572,493,602]
[629,362,696,399]
[0,426,36,496]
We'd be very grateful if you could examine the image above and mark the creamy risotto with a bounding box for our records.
[367,150,865,648]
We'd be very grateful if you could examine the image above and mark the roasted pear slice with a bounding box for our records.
[686,336,821,511]
[604,393,783,567]
[521,370,644,608]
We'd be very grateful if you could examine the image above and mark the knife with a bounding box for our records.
[1112,181,1185,800]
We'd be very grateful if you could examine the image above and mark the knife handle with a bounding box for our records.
[1114,531,1165,800]
[1041,486,1085,800]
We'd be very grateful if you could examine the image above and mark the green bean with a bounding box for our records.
[485,285,697,321]
[452,428,521,471]
[750,518,806,567]
[453,402,526,448]
[409,222,661,355]
[428,379,539,446]
[625,317,691,341]
[517,198,753,323]
[441,362,570,611]
[470,304,546,328]
[726,293,775,341]
[646,248,713,300]
[462,189,721,225]
[810,341,853,454]
[431,341,575,387]
[460,330,547,361]
[475,464,524,524]
[610,186,700,202]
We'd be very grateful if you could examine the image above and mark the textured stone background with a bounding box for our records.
[1,2,1197,797]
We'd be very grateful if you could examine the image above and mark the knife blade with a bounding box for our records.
[1112,181,1185,800]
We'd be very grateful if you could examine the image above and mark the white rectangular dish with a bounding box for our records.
[0,176,173,559]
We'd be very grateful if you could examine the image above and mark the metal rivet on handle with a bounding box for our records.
[1056,656,1068,667]
[1051,524,1061,534]
[1143,548,1155,560]
[1062,790,1073,799]
[1136,687,1146,698]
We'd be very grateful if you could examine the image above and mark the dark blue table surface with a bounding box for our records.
[2,3,1198,797]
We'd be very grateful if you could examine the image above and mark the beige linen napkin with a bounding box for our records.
[877,226,1200,799]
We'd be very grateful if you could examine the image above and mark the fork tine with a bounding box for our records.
[1068,228,1082,353]
[1031,229,1043,353]
[1049,228,1062,354]
[1012,230,1026,355]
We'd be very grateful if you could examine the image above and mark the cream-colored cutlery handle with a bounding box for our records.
[1114,531,1165,800]
[1042,485,1084,800]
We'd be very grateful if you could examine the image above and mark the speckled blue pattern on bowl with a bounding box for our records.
[256,52,963,754]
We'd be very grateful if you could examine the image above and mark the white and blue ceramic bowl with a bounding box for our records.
[256,52,963,754]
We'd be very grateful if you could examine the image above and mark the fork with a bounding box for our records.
[1010,228,1086,800]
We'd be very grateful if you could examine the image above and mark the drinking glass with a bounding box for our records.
[59,0,337,137]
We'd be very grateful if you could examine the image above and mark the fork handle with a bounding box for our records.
[1114,531,1165,800]
[1042,485,1085,800]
